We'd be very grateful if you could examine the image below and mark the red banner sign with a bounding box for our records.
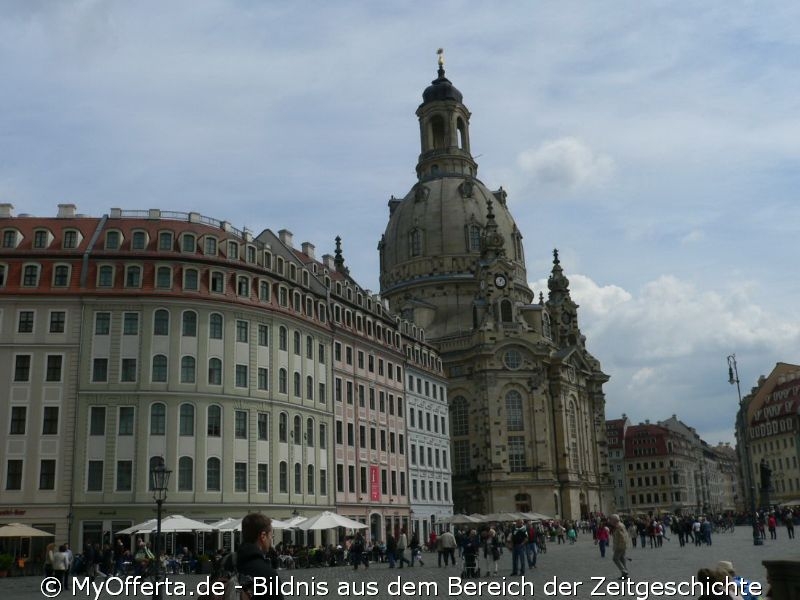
[370,466,380,501]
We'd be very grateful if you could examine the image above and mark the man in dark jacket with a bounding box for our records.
[237,513,284,600]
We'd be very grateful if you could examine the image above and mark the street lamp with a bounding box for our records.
[150,460,172,598]
[728,354,762,546]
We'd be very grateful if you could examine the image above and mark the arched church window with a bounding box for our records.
[568,400,579,470]
[430,115,446,150]
[506,390,524,431]
[542,313,552,340]
[467,225,481,252]
[409,229,423,257]
[500,299,513,323]
[451,396,469,436]
[457,117,467,150]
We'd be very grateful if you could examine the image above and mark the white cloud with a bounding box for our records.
[680,229,705,244]
[516,137,615,190]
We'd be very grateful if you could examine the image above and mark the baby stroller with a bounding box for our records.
[460,543,480,578]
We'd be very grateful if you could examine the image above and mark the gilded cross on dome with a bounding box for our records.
[437,48,444,67]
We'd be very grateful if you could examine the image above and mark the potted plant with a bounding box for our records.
[0,554,13,577]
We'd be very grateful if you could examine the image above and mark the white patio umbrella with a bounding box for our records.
[281,515,308,528]
[483,512,519,522]
[210,518,241,531]
[139,515,214,533]
[521,512,552,521]
[0,523,54,537]
[296,511,368,531]
[440,514,482,525]
[117,519,158,535]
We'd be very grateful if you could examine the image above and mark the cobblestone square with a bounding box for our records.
[2,528,796,599]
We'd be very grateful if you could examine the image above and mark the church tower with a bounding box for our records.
[379,52,612,519]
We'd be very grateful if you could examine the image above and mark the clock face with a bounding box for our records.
[494,274,507,289]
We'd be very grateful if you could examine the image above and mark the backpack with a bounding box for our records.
[208,553,251,600]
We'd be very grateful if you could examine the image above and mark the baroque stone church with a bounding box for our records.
[378,54,612,519]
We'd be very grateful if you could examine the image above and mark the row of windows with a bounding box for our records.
[87,404,329,445]
[330,304,403,352]
[2,228,83,250]
[7,406,60,435]
[90,354,326,398]
[410,478,450,502]
[334,421,404,455]
[3,263,326,321]
[4,459,57,491]
[92,311,322,359]
[333,342,402,381]
[13,310,66,334]
[409,444,448,469]
[408,408,448,435]
[334,380,403,415]
[407,375,446,400]
[12,355,64,383]
[335,464,405,497]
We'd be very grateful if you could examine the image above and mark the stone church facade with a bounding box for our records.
[379,56,612,519]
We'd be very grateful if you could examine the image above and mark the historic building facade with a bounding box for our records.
[379,57,611,519]
[0,203,452,549]
[736,362,800,510]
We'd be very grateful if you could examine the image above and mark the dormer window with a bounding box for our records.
[3,230,19,248]
[289,264,297,280]
[97,265,114,287]
[22,264,40,287]
[237,276,250,297]
[181,233,195,252]
[53,265,70,287]
[125,265,142,288]
[34,230,50,249]
[409,229,423,257]
[131,231,147,250]
[228,241,239,260]
[246,246,256,263]
[106,231,121,250]
[276,257,284,276]
[158,231,173,251]
[205,237,217,256]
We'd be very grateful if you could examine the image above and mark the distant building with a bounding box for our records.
[735,362,800,510]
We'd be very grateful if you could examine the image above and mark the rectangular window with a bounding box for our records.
[336,464,344,493]
[347,423,354,447]
[9,406,26,435]
[87,460,103,491]
[118,407,134,435]
[6,460,23,490]
[14,355,31,382]
[258,464,268,493]
[123,312,139,335]
[90,406,106,436]
[234,462,247,492]
[258,367,268,391]
[45,355,63,382]
[42,406,59,435]
[34,230,48,248]
[18,310,35,333]
[120,358,137,382]
[258,413,268,440]
[348,465,355,493]
[319,468,327,495]
[210,271,224,293]
[53,265,70,286]
[49,311,66,333]
[235,410,247,439]
[258,324,269,346]
[454,439,470,475]
[116,461,132,491]
[235,364,248,387]
[92,358,108,382]
[236,320,249,343]
[508,436,527,472]
[95,312,110,335]
[22,265,39,287]
[39,459,56,490]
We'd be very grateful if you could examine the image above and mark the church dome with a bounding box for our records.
[422,68,463,104]
[379,176,528,298]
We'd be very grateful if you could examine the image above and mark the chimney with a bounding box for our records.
[302,242,315,259]
[645,419,650,425]
[322,254,335,270]
[0,203,14,218]
[278,229,293,248]
[57,204,77,218]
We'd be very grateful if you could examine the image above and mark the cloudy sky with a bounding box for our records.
[2,1,799,444]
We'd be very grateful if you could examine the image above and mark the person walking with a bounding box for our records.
[439,528,456,567]
[596,521,610,558]
[396,528,410,568]
[52,545,69,587]
[386,533,397,568]
[510,520,527,577]
[236,512,284,600]
[609,514,629,580]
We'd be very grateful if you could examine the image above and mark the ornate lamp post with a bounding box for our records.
[728,354,762,546]
[150,461,172,598]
